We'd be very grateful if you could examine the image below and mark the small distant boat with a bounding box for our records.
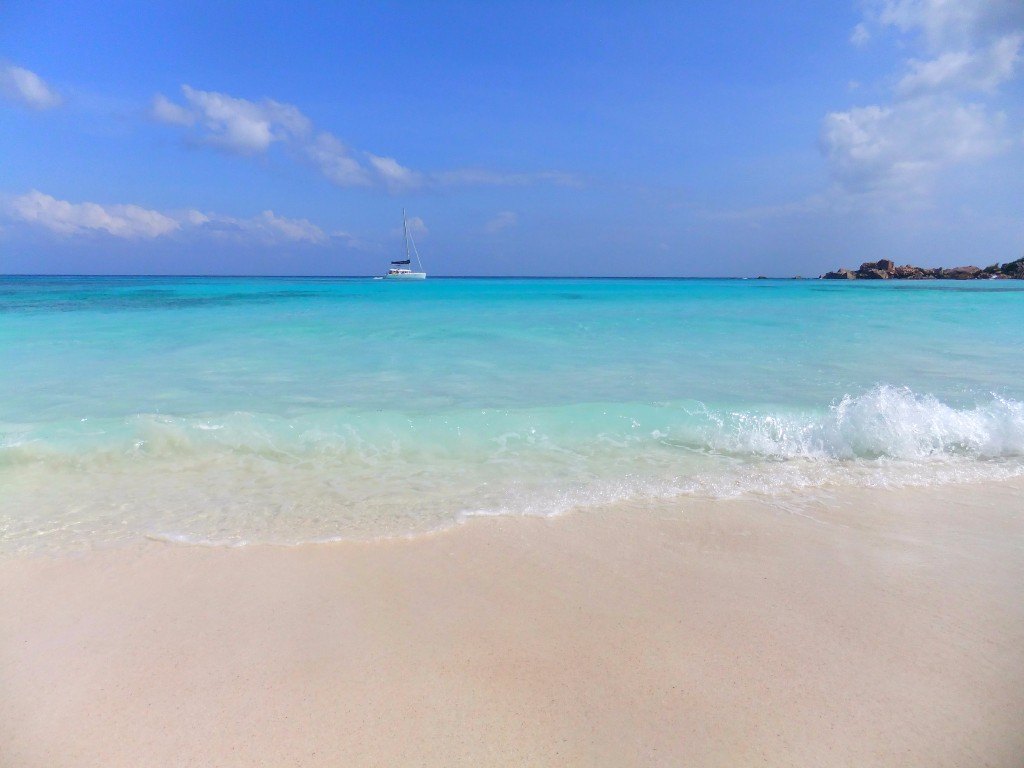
[382,209,426,280]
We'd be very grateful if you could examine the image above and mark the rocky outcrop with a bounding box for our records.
[855,260,896,279]
[822,257,1023,280]
[859,268,890,280]
[823,268,857,279]
[980,257,1024,279]
[893,265,929,278]
[940,266,981,280]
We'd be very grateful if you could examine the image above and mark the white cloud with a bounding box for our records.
[8,191,179,238]
[151,93,195,126]
[851,23,871,46]
[484,210,518,233]
[898,33,1022,94]
[821,0,1023,200]
[253,211,326,244]
[873,0,1024,49]
[367,153,424,192]
[191,209,328,244]
[152,85,311,154]
[304,133,371,187]
[0,64,61,110]
[821,98,1005,194]
[152,84,578,193]
[4,191,328,245]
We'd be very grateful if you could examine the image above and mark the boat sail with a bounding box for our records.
[382,209,427,280]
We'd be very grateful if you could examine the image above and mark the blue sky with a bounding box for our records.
[1,1,1022,276]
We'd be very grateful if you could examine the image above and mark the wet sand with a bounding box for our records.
[3,480,1023,767]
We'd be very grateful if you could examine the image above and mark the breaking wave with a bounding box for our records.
[692,385,1024,461]
[5,385,1021,466]
[2,385,1023,551]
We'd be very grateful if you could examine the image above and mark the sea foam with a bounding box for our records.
[692,385,1024,461]
[3,386,1024,552]
[4,386,1023,465]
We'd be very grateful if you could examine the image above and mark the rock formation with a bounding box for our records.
[822,257,1024,280]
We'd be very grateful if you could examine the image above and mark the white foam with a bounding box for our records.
[694,385,1024,461]
[3,385,1024,552]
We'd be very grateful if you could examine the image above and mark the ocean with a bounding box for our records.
[3,275,1023,552]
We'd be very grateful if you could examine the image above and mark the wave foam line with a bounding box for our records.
[694,385,1024,461]
[2,385,1023,468]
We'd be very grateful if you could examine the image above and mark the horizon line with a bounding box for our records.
[0,273,814,280]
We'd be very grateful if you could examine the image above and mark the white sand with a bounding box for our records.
[3,480,1023,767]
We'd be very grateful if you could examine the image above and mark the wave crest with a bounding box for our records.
[3,385,1024,552]
[3,386,1024,469]
[696,385,1024,461]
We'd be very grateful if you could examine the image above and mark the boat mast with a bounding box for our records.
[403,208,425,273]
[402,208,410,263]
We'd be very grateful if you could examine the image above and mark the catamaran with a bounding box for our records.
[382,209,427,280]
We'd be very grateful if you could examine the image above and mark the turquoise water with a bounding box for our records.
[3,276,1024,551]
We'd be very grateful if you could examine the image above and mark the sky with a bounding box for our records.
[1,0,1022,276]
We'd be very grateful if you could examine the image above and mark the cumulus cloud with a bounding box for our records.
[821,99,1005,194]
[483,210,518,234]
[825,0,1023,199]
[0,64,61,110]
[8,191,179,238]
[152,85,310,154]
[897,33,1022,95]
[152,84,577,193]
[4,191,328,245]
[872,0,1024,49]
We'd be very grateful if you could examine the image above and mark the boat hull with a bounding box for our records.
[382,272,427,280]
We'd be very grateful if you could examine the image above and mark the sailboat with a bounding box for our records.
[382,209,427,280]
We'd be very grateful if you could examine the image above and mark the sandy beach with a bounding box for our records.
[3,479,1023,767]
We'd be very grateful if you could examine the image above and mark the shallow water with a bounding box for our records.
[3,276,1023,551]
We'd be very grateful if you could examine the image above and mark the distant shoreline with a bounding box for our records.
[3,270,1023,280]
[822,257,1024,280]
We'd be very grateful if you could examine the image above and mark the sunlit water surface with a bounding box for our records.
[3,276,1023,551]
